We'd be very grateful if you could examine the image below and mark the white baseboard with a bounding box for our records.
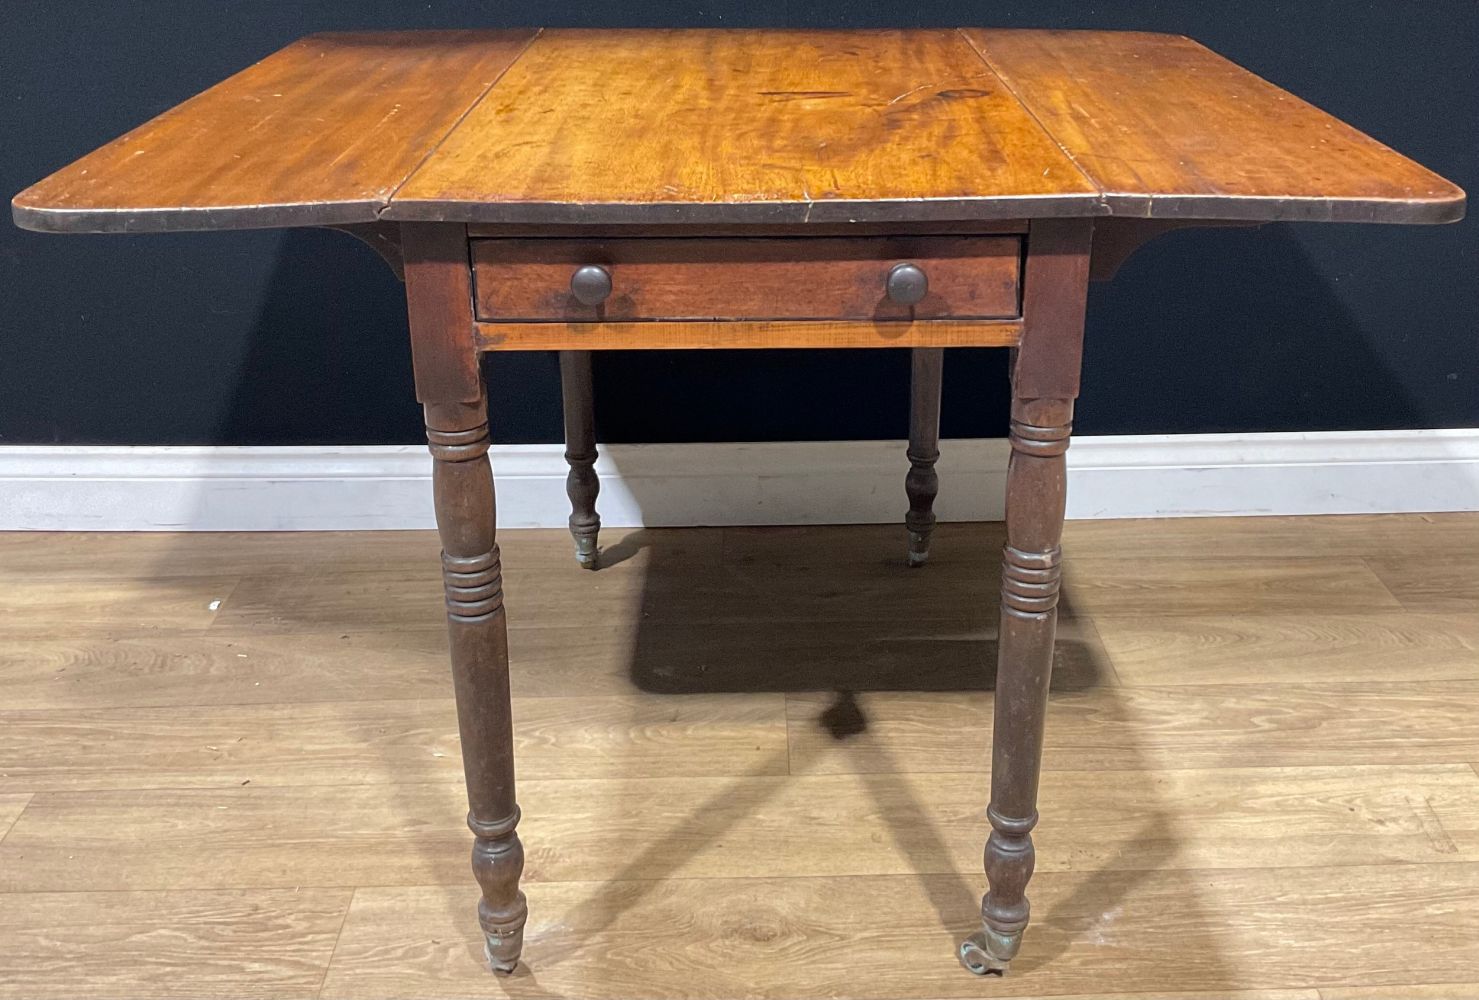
[1,430,1476,531]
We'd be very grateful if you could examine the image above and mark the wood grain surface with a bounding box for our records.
[1366,553,1479,612]
[0,794,31,841]
[387,29,1098,225]
[320,865,1479,999]
[4,515,1479,997]
[1097,613,1479,687]
[15,29,1462,231]
[963,28,1466,223]
[474,318,1022,351]
[5,763,1475,892]
[11,30,537,233]
[470,236,1022,321]
[787,682,1479,774]
[0,694,788,792]
[0,888,351,1000]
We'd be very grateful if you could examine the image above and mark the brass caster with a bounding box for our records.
[959,928,1018,976]
[573,534,599,570]
[484,934,522,974]
[906,530,931,568]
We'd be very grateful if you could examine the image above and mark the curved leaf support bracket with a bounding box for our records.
[1090,218,1261,282]
[322,222,406,281]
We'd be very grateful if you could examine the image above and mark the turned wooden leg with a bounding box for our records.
[404,223,529,973]
[960,396,1072,975]
[960,218,1091,976]
[905,347,944,567]
[426,397,527,972]
[560,350,601,569]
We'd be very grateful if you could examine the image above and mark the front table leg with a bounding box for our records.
[426,397,528,972]
[960,396,1072,974]
[961,218,1090,975]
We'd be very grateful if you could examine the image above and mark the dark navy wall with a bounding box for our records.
[2,1,1474,445]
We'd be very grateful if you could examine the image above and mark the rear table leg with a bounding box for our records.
[905,347,944,566]
[560,350,601,569]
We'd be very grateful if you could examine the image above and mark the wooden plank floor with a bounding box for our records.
[2,514,1478,999]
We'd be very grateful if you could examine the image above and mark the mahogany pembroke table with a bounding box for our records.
[12,28,1464,977]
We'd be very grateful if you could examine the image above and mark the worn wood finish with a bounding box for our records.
[905,349,944,566]
[961,218,1093,976]
[1011,219,1094,399]
[475,318,1022,352]
[402,224,479,404]
[11,31,539,233]
[423,392,527,973]
[472,236,1022,322]
[17,30,1462,231]
[964,28,1466,224]
[386,29,1100,224]
[414,213,528,974]
[559,351,601,569]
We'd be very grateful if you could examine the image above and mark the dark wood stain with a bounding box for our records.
[559,351,601,569]
[470,236,1022,323]
[962,28,1466,225]
[11,30,539,233]
[14,29,1462,231]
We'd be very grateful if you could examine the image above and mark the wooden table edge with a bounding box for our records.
[9,27,1467,235]
[378,195,1111,227]
[17,193,1463,235]
[8,197,388,235]
[1101,191,1467,226]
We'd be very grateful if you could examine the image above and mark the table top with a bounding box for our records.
[12,28,1464,234]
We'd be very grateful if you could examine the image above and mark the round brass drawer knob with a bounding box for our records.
[886,262,929,305]
[570,264,613,306]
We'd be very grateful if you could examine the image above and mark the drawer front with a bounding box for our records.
[470,236,1021,323]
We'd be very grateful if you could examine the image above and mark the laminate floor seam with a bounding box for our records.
[314,891,357,1000]
[0,794,32,843]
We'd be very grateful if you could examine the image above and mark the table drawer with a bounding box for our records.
[470,236,1022,323]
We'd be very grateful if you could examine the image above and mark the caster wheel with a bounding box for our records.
[906,531,931,567]
[573,534,599,570]
[959,928,1017,976]
[484,936,521,975]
